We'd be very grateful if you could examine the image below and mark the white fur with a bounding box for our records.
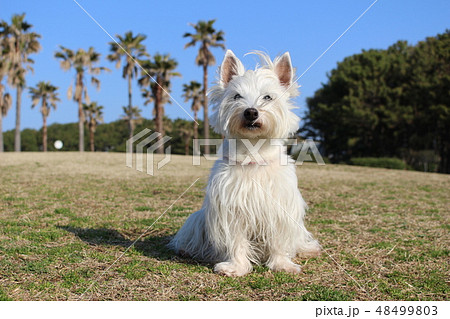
[169,50,320,276]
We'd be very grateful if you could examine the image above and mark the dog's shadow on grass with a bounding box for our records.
[58,225,205,267]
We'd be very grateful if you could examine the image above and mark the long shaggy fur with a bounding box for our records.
[169,50,320,276]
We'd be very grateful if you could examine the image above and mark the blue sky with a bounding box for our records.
[1,0,449,131]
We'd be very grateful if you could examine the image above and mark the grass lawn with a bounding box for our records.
[0,152,448,300]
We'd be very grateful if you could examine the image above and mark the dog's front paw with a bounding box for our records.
[273,263,302,274]
[299,246,322,258]
[298,241,322,257]
[214,262,251,277]
[268,258,302,274]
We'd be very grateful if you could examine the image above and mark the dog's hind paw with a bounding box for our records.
[214,261,251,277]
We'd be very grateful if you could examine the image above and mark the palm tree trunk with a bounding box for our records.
[76,72,85,152]
[155,79,164,154]
[42,114,47,152]
[127,74,133,154]
[184,137,189,156]
[193,110,198,140]
[0,112,3,152]
[128,72,132,111]
[158,103,164,138]
[14,86,22,152]
[154,101,163,154]
[89,123,95,152]
[130,121,135,140]
[203,64,209,155]
[127,119,134,154]
[78,99,84,152]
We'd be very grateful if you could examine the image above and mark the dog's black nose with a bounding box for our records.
[244,108,259,121]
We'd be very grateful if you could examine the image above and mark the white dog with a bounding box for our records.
[169,50,320,276]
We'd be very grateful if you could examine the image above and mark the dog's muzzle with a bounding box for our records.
[244,108,258,121]
[243,108,262,130]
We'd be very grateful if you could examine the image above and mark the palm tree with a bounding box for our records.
[121,105,143,140]
[182,81,202,140]
[0,13,41,152]
[83,102,103,152]
[0,89,11,153]
[55,46,109,152]
[29,81,60,152]
[0,43,12,152]
[138,53,180,153]
[183,19,225,154]
[0,83,12,153]
[107,31,148,142]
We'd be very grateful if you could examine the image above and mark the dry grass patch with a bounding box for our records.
[0,152,448,300]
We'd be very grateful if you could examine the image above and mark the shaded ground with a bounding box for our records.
[0,152,448,300]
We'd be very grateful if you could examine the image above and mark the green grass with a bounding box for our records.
[0,152,448,301]
[300,285,354,301]
[134,206,155,212]
[117,261,148,280]
[0,288,12,301]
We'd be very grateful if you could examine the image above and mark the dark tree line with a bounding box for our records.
[1,117,221,155]
[303,30,450,173]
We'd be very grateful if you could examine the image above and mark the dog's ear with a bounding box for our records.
[220,50,244,87]
[274,52,293,88]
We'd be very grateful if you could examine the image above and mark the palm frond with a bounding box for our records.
[1,93,12,116]
[31,96,39,108]
[67,82,73,100]
[91,76,101,91]
[75,82,83,102]
[84,86,90,104]
[184,19,225,67]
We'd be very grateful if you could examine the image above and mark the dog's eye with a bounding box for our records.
[263,95,272,101]
[234,93,242,100]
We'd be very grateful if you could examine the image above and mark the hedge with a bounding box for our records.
[350,157,408,170]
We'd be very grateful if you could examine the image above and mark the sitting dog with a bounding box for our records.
[169,50,320,276]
